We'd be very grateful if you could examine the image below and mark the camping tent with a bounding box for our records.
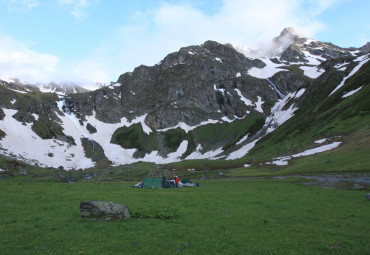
[133,178,176,189]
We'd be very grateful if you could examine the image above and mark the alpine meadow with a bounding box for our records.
[0,24,369,254]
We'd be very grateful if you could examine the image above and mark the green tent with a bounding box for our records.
[133,178,193,189]
[133,178,176,189]
[142,178,163,189]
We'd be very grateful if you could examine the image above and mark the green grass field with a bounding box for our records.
[0,179,369,254]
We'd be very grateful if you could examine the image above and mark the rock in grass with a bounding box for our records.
[366,193,370,201]
[80,201,130,221]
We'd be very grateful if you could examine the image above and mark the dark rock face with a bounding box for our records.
[115,41,267,129]
[0,108,4,120]
[270,71,310,95]
[61,40,270,129]
[359,42,370,53]
[86,123,97,134]
[80,201,130,221]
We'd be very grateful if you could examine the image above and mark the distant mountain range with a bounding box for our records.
[0,27,369,171]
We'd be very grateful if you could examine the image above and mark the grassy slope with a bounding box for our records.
[225,60,370,176]
[0,179,368,255]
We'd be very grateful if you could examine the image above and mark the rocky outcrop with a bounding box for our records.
[359,42,370,53]
[270,71,310,95]
[80,201,130,221]
[280,38,353,63]
[61,40,269,129]
[0,108,5,120]
[86,123,97,134]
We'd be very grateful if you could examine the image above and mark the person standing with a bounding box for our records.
[175,176,180,188]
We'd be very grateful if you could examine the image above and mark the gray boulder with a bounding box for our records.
[80,201,130,221]
[366,193,370,201]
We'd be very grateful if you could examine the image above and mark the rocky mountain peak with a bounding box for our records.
[273,27,301,44]
[237,27,303,58]
[360,42,370,53]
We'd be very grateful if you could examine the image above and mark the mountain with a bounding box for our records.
[0,28,369,173]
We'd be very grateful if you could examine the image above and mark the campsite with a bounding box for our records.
[0,177,369,254]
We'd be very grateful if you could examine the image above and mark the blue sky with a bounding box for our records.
[0,0,369,85]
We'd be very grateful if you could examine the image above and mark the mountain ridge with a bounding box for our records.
[0,28,369,172]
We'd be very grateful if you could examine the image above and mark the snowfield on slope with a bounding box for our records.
[329,54,369,96]
[0,109,95,170]
[300,65,324,78]
[267,141,342,166]
[247,59,287,78]
[342,86,363,98]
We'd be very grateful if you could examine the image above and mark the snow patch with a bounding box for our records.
[38,86,57,93]
[254,96,264,113]
[295,88,306,98]
[300,65,324,78]
[265,92,298,134]
[248,58,287,79]
[268,142,342,166]
[186,145,223,160]
[342,86,363,98]
[8,88,27,94]
[267,159,289,166]
[158,119,219,134]
[214,84,226,95]
[32,114,39,121]
[350,50,360,56]
[0,109,95,170]
[236,133,249,145]
[329,54,369,96]
[215,57,222,63]
[221,116,233,123]
[301,50,325,65]
[334,62,349,69]
[234,88,253,106]
[227,138,260,160]
[293,142,341,157]
[140,141,188,164]
[10,99,16,105]
[130,114,152,134]
[314,138,327,144]
[236,72,241,77]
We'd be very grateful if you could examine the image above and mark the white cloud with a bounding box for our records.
[80,0,338,82]
[0,32,58,83]
[57,0,91,19]
[0,0,348,84]
[4,0,39,10]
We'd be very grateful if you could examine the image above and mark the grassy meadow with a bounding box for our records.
[0,178,369,254]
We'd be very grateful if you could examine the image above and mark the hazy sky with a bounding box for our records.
[0,0,369,84]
